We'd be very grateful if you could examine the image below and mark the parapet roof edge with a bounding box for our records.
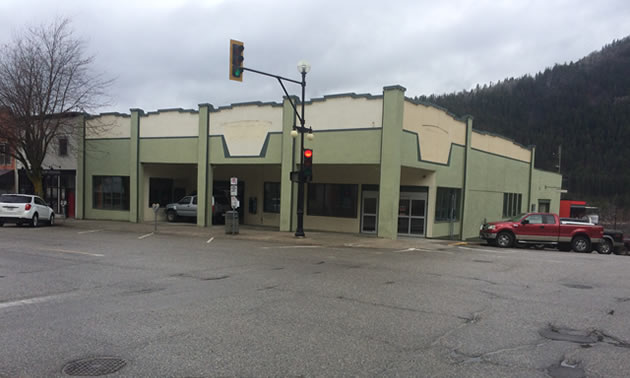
[404,97,470,123]
[214,100,283,111]
[143,108,199,116]
[471,128,533,151]
[86,111,131,119]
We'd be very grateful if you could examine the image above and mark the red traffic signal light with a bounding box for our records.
[229,39,244,81]
[303,149,313,181]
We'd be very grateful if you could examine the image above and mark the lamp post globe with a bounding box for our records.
[291,129,299,138]
[297,60,311,74]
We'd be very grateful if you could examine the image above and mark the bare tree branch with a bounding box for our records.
[0,17,112,196]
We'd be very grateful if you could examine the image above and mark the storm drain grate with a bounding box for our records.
[62,357,126,376]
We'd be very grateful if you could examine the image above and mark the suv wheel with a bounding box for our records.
[31,213,39,227]
[49,214,55,226]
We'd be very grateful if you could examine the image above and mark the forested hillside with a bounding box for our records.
[416,37,630,211]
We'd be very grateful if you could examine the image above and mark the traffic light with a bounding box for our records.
[303,149,313,181]
[229,39,244,81]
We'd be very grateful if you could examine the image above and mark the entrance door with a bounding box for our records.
[361,191,378,233]
[398,192,427,236]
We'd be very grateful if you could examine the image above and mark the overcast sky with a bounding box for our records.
[0,0,628,114]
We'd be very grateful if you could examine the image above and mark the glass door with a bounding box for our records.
[398,192,427,236]
[361,191,378,233]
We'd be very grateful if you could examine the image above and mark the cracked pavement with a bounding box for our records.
[1,225,630,377]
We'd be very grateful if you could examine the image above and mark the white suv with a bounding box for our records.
[0,194,55,227]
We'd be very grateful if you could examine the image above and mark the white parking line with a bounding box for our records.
[0,293,74,310]
[138,233,154,240]
[77,229,102,234]
[261,245,321,249]
[36,248,104,257]
[207,237,215,244]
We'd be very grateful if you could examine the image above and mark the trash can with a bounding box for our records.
[224,211,239,234]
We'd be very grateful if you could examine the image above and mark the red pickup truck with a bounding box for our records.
[480,213,604,252]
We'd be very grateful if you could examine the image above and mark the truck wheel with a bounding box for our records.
[596,239,613,255]
[166,210,177,222]
[496,232,514,248]
[571,236,591,253]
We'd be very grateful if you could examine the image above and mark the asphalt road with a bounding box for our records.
[1,224,629,377]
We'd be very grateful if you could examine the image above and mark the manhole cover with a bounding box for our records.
[62,357,126,376]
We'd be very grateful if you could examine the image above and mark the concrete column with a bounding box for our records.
[197,104,211,227]
[279,97,297,232]
[377,85,406,239]
[76,115,86,219]
[459,116,473,240]
[129,109,142,223]
[528,146,536,212]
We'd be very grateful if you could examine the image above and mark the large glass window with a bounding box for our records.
[307,183,358,218]
[93,176,130,210]
[149,178,174,207]
[502,192,522,218]
[0,143,11,165]
[435,187,461,221]
[263,182,281,213]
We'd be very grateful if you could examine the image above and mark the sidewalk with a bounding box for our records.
[58,218,462,251]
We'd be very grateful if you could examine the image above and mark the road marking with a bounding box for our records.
[261,245,321,249]
[458,246,512,254]
[207,237,215,244]
[138,233,154,240]
[0,293,74,310]
[36,248,104,257]
[77,229,102,234]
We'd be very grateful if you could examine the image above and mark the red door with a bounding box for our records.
[516,214,550,242]
[68,191,75,218]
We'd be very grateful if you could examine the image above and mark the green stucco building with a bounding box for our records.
[76,85,562,240]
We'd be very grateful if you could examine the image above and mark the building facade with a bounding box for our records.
[76,85,562,240]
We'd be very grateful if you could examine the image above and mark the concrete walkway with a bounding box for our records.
[58,217,464,251]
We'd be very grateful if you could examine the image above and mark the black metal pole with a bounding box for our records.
[295,70,307,237]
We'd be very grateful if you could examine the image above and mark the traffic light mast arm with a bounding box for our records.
[240,66,306,127]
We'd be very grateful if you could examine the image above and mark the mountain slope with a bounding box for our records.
[416,37,630,206]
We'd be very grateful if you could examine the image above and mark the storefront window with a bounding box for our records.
[93,176,130,210]
[307,183,357,218]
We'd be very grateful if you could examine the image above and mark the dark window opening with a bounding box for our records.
[435,187,461,221]
[307,183,358,218]
[58,138,68,157]
[263,182,281,213]
[149,178,174,207]
[502,192,522,218]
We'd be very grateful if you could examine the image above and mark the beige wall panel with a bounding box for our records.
[86,114,131,139]
[305,215,359,233]
[305,97,383,130]
[140,111,198,138]
[471,131,531,163]
[211,105,282,156]
[403,102,466,164]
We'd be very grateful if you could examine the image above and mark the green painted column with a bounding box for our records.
[459,116,473,240]
[279,97,297,232]
[377,85,406,239]
[129,109,142,223]
[197,104,211,227]
[76,114,86,219]
[528,146,536,212]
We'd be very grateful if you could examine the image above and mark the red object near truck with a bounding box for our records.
[480,213,604,252]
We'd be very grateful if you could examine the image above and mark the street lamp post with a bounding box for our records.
[233,52,313,237]
[294,61,311,237]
